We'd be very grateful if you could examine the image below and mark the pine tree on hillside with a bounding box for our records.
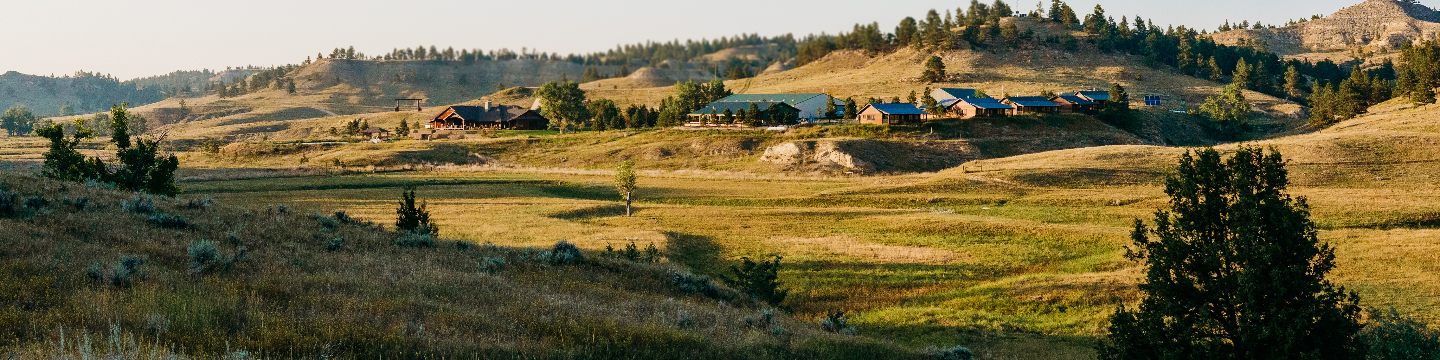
[1284,65,1306,101]
[921,87,942,116]
[1100,147,1364,360]
[396,120,411,137]
[395,188,439,237]
[1232,58,1252,90]
[921,55,947,83]
[1208,57,1225,82]
[907,90,918,105]
[844,97,858,121]
[897,17,921,48]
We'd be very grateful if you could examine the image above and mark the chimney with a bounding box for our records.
[485,100,492,111]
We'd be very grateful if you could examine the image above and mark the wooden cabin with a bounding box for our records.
[946,97,1014,119]
[429,101,549,130]
[857,103,927,125]
[1002,96,1061,115]
[1051,94,1100,114]
[1074,91,1111,106]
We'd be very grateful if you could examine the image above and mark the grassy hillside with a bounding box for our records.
[0,173,917,359]
[0,71,162,116]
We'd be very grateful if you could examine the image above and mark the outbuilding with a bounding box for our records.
[361,127,391,141]
[1075,91,1111,106]
[1051,94,1100,114]
[856,103,927,125]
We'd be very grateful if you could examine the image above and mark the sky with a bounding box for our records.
[0,0,1428,80]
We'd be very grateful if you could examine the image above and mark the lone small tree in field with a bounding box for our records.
[395,187,439,237]
[1100,147,1364,360]
[614,161,637,216]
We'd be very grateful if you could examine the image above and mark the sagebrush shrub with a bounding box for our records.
[394,231,435,248]
[316,214,338,229]
[672,273,733,302]
[111,255,146,287]
[1361,308,1440,359]
[24,195,48,209]
[0,190,15,217]
[925,345,974,360]
[121,195,155,213]
[147,213,187,229]
[182,197,212,210]
[63,196,88,211]
[85,262,105,284]
[188,240,220,273]
[325,237,345,251]
[551,240,584,265]
[479,257,505,274]
[819,311,856,335]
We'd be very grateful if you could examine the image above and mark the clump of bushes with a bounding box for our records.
[63,196,89,211]
[1361,308,1440,359]
[181,197,212,210]
[394,227,436,248]
[121,195,156,213]
[745,309,787,337]
[671,272,733,302]
[604,241,662,262]
[188,240,220,273]
[147,213,188,229]
[24,195,49,209]
[551,240,584,265]
[325,237,345,251]
[819,311,857,335]
[479,257,505,274]
[925,345,974,360]
[89,255,147,288]
[0,189,16,217]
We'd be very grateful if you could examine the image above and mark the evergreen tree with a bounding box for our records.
[844,97,858,120]
[825,95,839,119]
[897,17,921,48]
[1232,58,1252,90]
[110,104,179,196]
[1101,147,1364,360]
[1100,83,1133,129]
[744,103,762,127]
[1208,57,1225,82]
[537,80,590,133]
[907,90,918,105]
[1284,65,1306,101]
[1198,84,1251,139]
[921,87,942,116]
[396,120,411,137]
[921,55,947,83]
[395,187,439,237]
[923,10,945,49]
[727,255,789,306]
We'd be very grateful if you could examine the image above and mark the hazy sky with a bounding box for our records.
[1,0,1425,80]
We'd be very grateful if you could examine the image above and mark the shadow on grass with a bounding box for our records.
[548,204,631,220]
[859,323,1100,360]
[663,231,728,276]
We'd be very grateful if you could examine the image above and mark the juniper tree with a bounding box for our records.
[844,97,858,121]
[921,55,947,83]
[2,105,37,137]
[1232,58,1252,90]
[1101,147,1364,360]
[109,104,179,196]
[395,187,439,237]
[37,118,106,182]
[1284,65,1306,101]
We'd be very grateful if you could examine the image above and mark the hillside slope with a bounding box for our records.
[0,173,910,359]
[0,71,162,116]
[1207,0,1440,64]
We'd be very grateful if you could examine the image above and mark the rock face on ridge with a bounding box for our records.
[1208,0,1440,55]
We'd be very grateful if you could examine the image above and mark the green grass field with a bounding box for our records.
[166,147,1440,358]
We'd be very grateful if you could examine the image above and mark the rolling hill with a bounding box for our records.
[1207,0,1440,66]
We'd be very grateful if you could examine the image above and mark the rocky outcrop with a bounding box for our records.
[1210,0,1440,55]
[760,139,981,174]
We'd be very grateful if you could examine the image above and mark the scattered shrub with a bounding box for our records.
[395,188,439,237]
[673,273,734,302]
[82,178,116,190]
[121,195,156,213]
[551,240,584,265]
[394,230,436,248]
[455,241,473,251]
[188,240,220,273]
[24,195,48,209]
[325,237,345,251]
[819,311,857,335]
[677,311,695,329]
[0,190,16,217]
[479,257,506,274]
[147,213,188,229]
[63,196,89,211]
[605,241,663,263]
[1361,308,1440,359]
[333,211,357,224]
[85,262,105,284]
[316,214,339,229]
[925,345,974,360]
[746,309,777,328]
[111,255,146,287]
[225,231,243,245]
[181,197,213,210]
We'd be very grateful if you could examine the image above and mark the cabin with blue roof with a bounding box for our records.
[857,103,926,125]
[1051,94,1100,114]
[1001,96,1061,115]
[946,97,1014,118]
[931,88,979,103]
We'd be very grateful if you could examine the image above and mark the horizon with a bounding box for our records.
[1,0,1424,80]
